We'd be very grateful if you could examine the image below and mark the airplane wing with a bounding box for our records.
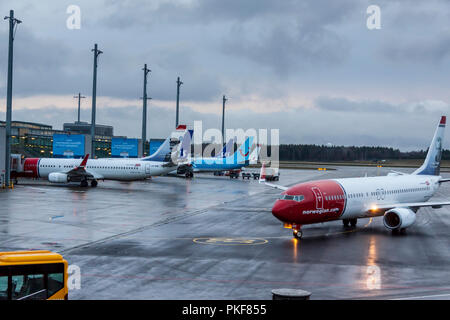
[263,182,288,191]
[258,163,288,191]
[87,170,104,180]
[367,201,450,214]
[64,154,98,180]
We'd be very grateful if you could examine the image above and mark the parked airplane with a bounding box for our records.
[220,138,236,158]
[180,136,255,177]
[13,132,187,187]
[262,116,450,239]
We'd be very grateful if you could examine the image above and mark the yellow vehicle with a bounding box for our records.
[0,250,68,300]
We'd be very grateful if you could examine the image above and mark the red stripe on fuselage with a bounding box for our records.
[272,179,346,225]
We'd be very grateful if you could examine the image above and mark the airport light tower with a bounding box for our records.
[3,10,21,187]
[90,43,102,158]
[175,76,183,128]
[141,64,151,156]
[222,95,227,144]
[74,93,86,123]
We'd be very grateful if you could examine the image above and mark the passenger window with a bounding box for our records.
[0,276,8,300]
[47,273,64,298]
[11,274,45,300]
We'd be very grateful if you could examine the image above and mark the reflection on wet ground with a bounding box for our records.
[1,166,449,299]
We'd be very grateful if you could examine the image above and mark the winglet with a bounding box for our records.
[259,162,266,183]
[80,154,89,168]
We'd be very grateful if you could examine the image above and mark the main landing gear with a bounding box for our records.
[80,179,98,187]
[343,218,357,228]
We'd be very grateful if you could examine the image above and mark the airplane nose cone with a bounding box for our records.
[272,200,292,222]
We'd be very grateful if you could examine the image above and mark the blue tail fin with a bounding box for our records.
[412,116,446,176]
[225,136,254,164]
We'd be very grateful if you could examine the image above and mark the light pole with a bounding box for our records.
[74,93,86,123]
[3,10,21,187]
[222,95,227,144]
[90,43,102,158]
[141,64,151,156]
[175,76,183,128]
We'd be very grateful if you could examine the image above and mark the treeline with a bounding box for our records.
[277,144,450,162]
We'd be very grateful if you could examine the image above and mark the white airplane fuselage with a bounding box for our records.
[22,157,175,181]
[338,174,438,219]
[272,174,440,226]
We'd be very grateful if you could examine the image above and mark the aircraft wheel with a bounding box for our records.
[350,218,357,227]
[293,229,303,239]
[80,180,88,187]
[91,180,98,187]
[343,219,350,227]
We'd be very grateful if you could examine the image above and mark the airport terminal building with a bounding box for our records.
[0,120,153,159]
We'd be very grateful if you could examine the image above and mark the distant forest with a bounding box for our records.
[277,144,450,162]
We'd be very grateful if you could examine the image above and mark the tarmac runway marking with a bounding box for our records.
[193,237,268,245]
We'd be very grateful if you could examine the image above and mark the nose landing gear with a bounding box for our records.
[292,224,303,239]
[293,229,303,239]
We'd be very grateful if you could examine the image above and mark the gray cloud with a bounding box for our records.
[1,95,446,151]
[1,0,450,150]
[315,97,398,113]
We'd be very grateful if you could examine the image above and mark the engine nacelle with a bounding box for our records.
[48,172,69,183]
[383,208,416,230]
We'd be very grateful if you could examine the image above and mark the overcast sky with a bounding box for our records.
[1,0,450,150]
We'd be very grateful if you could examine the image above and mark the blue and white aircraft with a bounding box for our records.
[178,136,255,177]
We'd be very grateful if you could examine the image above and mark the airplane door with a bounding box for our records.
[311,187,324,209]
[145,164,151,174]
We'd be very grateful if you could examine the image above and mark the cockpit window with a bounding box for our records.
[279,194,304,202]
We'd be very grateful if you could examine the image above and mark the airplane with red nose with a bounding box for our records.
[262,116,450,239]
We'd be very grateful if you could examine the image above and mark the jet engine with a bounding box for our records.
[48,172,69,183]
[383,208,416,230]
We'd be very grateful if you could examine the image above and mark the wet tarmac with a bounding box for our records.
[1,166,449,300]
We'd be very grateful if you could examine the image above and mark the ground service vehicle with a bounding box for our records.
[0,250,68,300]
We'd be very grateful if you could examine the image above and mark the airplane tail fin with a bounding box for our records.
[249,144,260,164]
[412,116,446,176]
[142,136,174,162]
[221,137,236,158]
[178,130,192,160]
[227,136,254,164]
